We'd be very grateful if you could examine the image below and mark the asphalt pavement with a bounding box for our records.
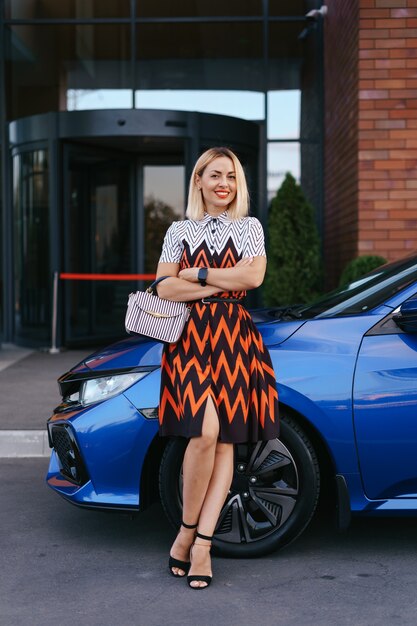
[3,346,417,625]
[3,457,417,626]
[0,344,93,457]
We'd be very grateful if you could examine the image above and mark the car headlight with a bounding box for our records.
[76,372,148,407]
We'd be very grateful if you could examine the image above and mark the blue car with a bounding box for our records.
[46,254,417,557]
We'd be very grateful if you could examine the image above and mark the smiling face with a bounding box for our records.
[196,156,237,215]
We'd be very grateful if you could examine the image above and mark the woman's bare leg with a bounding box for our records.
[169,396,219,575]
[188,441,234,588]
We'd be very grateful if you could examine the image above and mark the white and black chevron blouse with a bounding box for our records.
[159,211,266,263]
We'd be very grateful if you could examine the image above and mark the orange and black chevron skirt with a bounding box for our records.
[159,296,279,444]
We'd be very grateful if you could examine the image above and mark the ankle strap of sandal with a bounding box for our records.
[182,521,198,529]
[196,531,213,541]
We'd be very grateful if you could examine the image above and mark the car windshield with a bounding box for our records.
[282,254,417,320]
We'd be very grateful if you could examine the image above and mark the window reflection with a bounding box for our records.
[269,0,306,17]
[136,0,262,17]
[268,90,300,139]
[268,22,304,91]
[136,22,263,92]
[135,90,264,120]
[144,165,185,274]
[5,0,130,19]
[13,150,50,342]
[267,142,300,202]
[7,25,131,119]
[67,89,132,110]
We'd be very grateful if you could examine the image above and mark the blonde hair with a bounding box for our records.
[186,147,249,221]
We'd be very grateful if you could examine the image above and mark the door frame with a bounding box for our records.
[62,142,136,344]
[61,143,186,345]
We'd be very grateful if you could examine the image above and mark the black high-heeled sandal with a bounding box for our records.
[168,521,198,577]
[187,532,213,590]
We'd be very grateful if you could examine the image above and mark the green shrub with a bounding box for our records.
[263,173,322,306]
[339,255,387,286]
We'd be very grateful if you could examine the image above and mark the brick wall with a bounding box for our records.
[324,0,417,288]
[323,0,360,287]
[358,0,417,263]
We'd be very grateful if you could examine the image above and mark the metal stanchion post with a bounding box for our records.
[49,271,60,354]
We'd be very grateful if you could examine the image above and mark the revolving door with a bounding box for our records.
[9,109,260,346]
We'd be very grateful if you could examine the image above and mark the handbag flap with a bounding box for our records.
[128,291,188,319]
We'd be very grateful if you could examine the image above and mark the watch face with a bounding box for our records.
[198,268,208,284]
[198,268,208,280]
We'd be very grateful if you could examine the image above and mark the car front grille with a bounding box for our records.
[50,425,88,486]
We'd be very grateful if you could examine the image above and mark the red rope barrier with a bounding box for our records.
[59,273,156,281]
[50,271,156,353]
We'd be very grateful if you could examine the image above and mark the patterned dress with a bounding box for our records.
[158,210,279,443]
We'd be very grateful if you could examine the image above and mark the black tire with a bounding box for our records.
[159,414,320,557]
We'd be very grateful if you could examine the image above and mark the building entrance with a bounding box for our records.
[63,143,185,344]
[7,109,260,347]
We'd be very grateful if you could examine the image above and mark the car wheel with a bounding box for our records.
[159,414,320,557]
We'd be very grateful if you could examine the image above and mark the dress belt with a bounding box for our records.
[201,297,242,304]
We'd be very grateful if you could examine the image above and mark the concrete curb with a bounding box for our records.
[0,345,49,457]
[0,430,50,458]
[0,344,93,458]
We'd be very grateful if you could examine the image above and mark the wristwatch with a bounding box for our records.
[198,267,209,286]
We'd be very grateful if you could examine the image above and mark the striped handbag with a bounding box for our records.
[125,277,190,343]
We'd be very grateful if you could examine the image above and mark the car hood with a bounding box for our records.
[70,318,305,373]
[70,336,164,372]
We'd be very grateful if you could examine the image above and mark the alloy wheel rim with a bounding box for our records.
[179,438,299,544]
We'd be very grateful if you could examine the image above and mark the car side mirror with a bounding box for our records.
[393,298,417,333]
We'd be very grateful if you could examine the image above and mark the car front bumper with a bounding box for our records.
[46,391,159,510]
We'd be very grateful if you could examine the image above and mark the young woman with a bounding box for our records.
[156,147,279,589]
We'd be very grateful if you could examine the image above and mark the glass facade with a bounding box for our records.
[136,1,263,18]
[5,1,131,19]
[4,4,321,199]
[13,149,50,343]
[0,1,323,346]
[136,21,263,89]
[6,24,132,118]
